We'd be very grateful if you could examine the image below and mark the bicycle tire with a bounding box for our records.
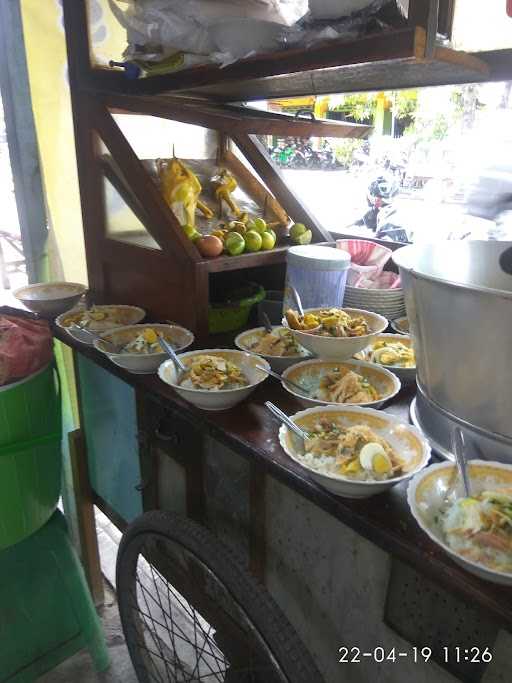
[116,510,324,683]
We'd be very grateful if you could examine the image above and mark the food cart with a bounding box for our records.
[35,2,512,681]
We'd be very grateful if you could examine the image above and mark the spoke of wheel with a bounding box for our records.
[139,574,226,673]
[146,558,179,681]
[189,622,223,682]
[130,580,165,683]
[134,602,226,669]
[134,582,167,683]
[137,582,217,666]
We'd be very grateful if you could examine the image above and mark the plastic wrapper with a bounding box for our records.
[0,315,53,386]
[108,0,405,68]
[336,239,400,288]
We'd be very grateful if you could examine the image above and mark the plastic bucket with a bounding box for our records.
[283,246,351,313]
[0,364,61,550]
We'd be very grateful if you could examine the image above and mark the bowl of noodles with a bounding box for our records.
[235,326,311,372]
[408,460,512,585]
[282,307,388,361]
[158,349,270,411]
[278,405,430,498]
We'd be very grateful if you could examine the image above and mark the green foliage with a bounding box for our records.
[332,139,366,167]
[330,93,377,122]
[329,90,419,123]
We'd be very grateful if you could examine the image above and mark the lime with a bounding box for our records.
[261,231,276,250]
[294,228,312,245]
[245,230,263,252]
[248,217,267,235]
[266,228,277,242]
[290,223,312,245]
[225,231,246,256]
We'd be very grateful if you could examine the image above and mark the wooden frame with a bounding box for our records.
[62,0,375,340]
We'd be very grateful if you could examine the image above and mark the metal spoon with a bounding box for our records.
[290,285,304,317]
[159,337,188,379]
[71,324,122,353]
[256,365,308,395]
[265,401,310,446]
[261,311,273,334]
[451,426,472,498]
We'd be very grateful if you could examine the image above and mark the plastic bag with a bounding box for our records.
[0,315,53,386]
[108,0,300,62]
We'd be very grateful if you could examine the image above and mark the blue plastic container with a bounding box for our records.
[283,246,351,313]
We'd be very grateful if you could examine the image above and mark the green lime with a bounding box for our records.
[248,217,267,235]
[225,231,246,256]
[261,231,276,250]
[294,228,313,245]
[266,228,277,242]
[289,223,307,241]
[245,230,263,252]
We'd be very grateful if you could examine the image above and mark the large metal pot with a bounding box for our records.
[393,241,512,458]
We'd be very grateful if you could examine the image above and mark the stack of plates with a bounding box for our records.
[343,285,406,320]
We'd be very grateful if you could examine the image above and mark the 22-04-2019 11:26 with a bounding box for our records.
[338,646,493,664]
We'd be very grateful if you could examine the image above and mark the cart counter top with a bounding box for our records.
[51,323,512,632]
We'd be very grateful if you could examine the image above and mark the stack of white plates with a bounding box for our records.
[343,285,406,320]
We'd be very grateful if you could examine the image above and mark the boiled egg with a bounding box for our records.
[359,442,392,474]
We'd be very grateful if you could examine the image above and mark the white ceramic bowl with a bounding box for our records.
[158,349,270,411]
[281,358,400,409]
[282,307,388,361]
[94,324,194,374]
[390,316,409,335]
[408,460,512,586]
[13,282,87,317]
[279,405,430,499]
[354,333,416,385]
[234,326,311,373]
[56,305,146,345]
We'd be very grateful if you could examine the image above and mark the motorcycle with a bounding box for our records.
[355,173,400,231]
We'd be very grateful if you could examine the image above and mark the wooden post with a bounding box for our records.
[69,428,105,606]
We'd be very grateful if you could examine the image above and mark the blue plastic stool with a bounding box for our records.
[0,509,109,682]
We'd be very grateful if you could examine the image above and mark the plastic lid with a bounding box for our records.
[287,245,351,272]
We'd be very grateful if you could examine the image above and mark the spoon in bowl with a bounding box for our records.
[256,365,308,395]
[290,285,305,317]
[261,311,274,334]
[452,426,472,498]
[159,337,188,381]
[265,401,310,453]
[71,324,122,352]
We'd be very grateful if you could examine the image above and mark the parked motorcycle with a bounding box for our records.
[355,173,400,231]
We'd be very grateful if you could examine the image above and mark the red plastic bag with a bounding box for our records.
[0,315,53,385]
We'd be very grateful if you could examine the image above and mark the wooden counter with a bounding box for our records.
[51,324,512,633]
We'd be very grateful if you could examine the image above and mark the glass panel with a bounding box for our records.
[103,174,161,250]
[451,1,512,52]
[265,85,512,245]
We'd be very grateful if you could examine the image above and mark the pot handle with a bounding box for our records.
[499,245,512,275]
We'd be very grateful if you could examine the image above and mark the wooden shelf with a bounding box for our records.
[90,27,489,103]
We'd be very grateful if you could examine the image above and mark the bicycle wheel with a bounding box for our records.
[116,511,323,683]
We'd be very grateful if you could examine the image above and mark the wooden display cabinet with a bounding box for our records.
[62,0,491,340]
[63,4,374,340]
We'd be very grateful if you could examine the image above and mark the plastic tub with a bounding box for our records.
[283,246,351,313]
[208,283,265,334]
[0,364,61,550]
